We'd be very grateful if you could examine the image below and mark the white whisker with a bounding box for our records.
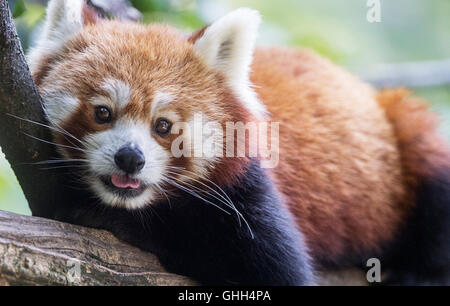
[163,168,254,239]
[22,132,88,153]
[7,113,86,147]
[33,159,89,165]
[39,165,90,170]
[166,166,254,238]
[162,176,231,215]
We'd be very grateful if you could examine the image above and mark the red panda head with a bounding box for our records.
[28,0,266,209]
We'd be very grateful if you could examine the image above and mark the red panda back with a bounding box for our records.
[250,47,411,263]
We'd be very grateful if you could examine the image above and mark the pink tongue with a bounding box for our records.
[111,174,141,189]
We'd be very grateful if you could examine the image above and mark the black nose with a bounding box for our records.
[114,145,145,174]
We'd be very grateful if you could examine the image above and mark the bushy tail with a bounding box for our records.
[377,88,450,186]
[377,88,450,285]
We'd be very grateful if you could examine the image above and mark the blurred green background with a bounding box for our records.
[1,0,450,215]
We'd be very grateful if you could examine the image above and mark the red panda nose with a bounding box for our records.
[114,145,145,174]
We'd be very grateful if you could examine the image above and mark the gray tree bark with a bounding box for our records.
[0,0,61,218]
[0,210,366,286]
[0,210,194,285]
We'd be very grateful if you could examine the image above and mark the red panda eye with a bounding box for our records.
[155,118,172,136]
[94,106,112,124]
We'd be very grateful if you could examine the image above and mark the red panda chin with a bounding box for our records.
[93,174,156,210]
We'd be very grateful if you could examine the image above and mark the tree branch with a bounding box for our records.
[360,59,450,89]
[1,210,368,286]
[0,210,194,285]
[0,210,366,286]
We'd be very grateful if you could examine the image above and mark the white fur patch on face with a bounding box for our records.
[101,79,132,109]
[83,119,170,209]
[193,8,267,119]
[151,92,181,127]
[28,0,84,74]
[90,79,131,111]
[41,90,80,127]
[150,91,174,116]
[171,112,222,181]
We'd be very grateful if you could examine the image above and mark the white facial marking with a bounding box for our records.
[151,91,174,116]
[101,79,132,109]
[41,90,80,126]
[83,119,169,209]
[171,112,222,180]
[89,79,131,111]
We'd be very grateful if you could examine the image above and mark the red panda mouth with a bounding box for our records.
[111,174,141,189]
[99,174,146,198]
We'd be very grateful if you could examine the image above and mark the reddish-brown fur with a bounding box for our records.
[377,88,450,180]
[251,47,449,261]
[34,18,449,264]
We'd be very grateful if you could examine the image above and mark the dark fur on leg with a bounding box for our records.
[55,160,315,285]
[383,169,450,285]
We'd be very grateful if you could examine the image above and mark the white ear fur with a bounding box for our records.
[28,0,84,73]
[194,8,267,118]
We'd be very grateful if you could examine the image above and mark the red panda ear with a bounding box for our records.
[187,26,209,44]
[188,8,267,119]
[82,2,100,26]
[28,0,95,74]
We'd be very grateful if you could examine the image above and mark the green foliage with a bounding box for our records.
[131,0,170,12]
[12,0,25,18]
[130,0,205,30]
[0,152,31,215]
[11,1,45,51]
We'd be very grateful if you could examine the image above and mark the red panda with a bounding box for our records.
[27,0,450,285]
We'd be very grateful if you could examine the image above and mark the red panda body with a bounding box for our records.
[27,1,450,285]
[253,47,450,274]
[253,47,406,261]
